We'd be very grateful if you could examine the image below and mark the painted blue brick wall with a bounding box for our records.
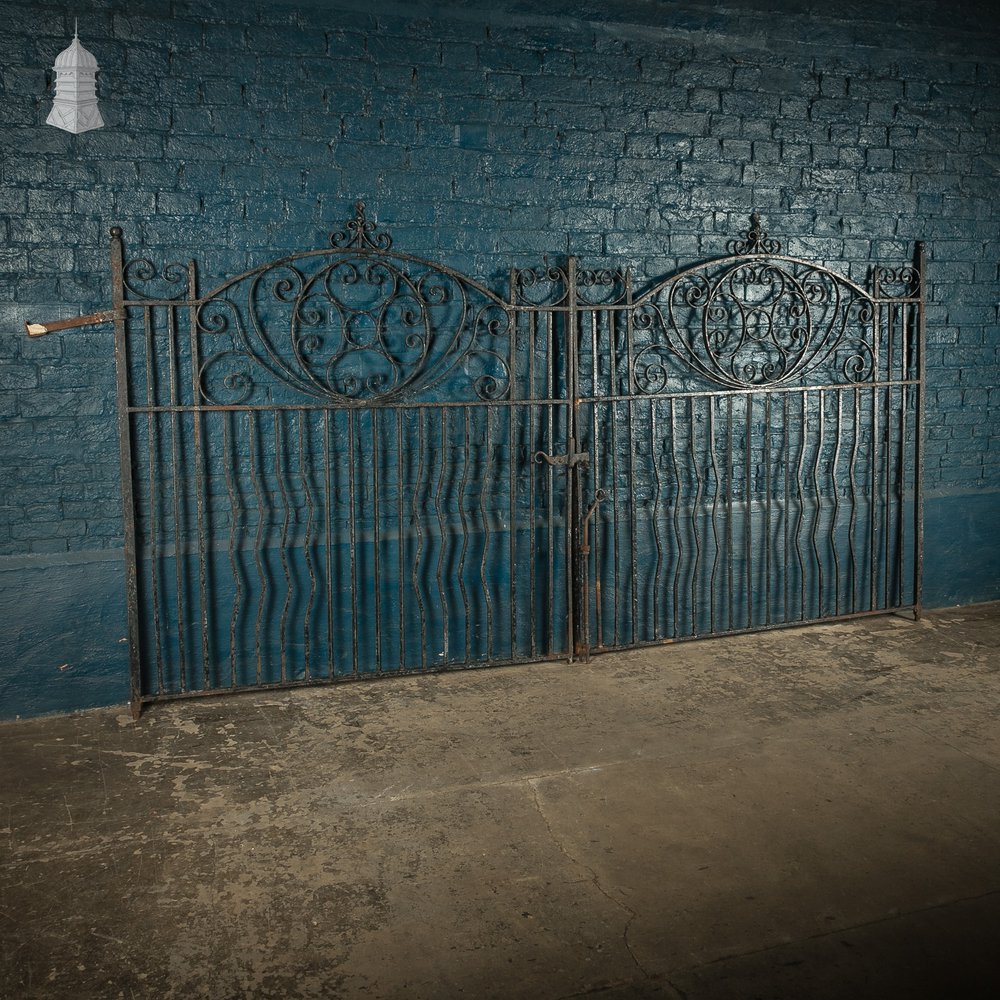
[1,0,998,718]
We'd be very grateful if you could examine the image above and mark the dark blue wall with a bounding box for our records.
[1,0,998,718]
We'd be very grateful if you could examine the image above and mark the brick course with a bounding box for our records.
[0,0,997,574]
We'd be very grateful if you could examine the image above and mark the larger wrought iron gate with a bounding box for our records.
[112,207,924,714]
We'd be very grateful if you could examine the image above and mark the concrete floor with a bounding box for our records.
[2,605,1000,999]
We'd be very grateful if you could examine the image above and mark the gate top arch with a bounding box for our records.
[627,212,922,393]
[115,205,923,404]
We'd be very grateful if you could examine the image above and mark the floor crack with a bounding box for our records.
[527,777,650,979]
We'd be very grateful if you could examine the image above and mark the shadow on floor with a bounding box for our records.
[2,604,999,998]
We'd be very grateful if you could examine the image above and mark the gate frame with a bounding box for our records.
[110,207,926,717]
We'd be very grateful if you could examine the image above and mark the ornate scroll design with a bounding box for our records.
[121,257,191,300]
[728,211,782,255]
[874,263,921,298]
[576,267,629,306]
[632,257,877,392]
[511,263,571,307]
[329,201,393,252]
[196,252,511,406]
[509,263,631,307]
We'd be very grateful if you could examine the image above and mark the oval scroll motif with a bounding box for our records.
[633,258,876,392]
[197,253,511,405]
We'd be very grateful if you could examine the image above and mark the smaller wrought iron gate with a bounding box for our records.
[573,218,925,655]
[112,207,924,715]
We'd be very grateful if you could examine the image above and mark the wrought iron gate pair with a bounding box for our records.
[112,205,924,715]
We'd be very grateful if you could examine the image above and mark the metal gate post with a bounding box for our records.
[914,240,926,620]
[110,227,144,719]
[565,256,594,661]
[533,256,591,661]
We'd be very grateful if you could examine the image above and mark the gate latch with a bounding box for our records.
[580,490,607,556]
[534,439,589,469]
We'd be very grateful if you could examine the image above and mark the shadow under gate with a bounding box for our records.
[111,206,925,716]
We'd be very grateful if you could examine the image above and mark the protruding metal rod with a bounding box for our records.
[25,309,117,337]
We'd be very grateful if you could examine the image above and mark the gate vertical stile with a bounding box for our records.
[186,258,210,688]
[110,226,143,719]
[566,255,583,662]
[914,240,926,620]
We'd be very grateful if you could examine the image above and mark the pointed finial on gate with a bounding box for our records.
[729,211,782,255]
[330,200,393,251]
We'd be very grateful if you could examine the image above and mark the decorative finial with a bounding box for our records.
[729,211,782,255]
[74,18,78,39]
[330,200,393,251]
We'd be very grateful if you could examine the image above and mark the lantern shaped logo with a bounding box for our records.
[46,26,104,134]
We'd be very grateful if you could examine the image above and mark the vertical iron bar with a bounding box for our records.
[782,393,790,623]
[508,302,519,661]
[744,391,752,630]
[110,229,144,717]
[708,396,720,634]
[547,311,555,654]
[142,305,163,695]
[592,388,604,649]
[763,394,771,625]
[590,309,601,652]
[299,413,316,679]
[898,353,910,612]
[849,389,861,614]
[578,308,600,659]
[624,270,636,395]
[831,391,843,616]
[248,411,265,686]
[565,256,579,659]
[396,409,406,672]
[222,413,241,687]
[650,399,663,640]
[507,400,516,661]
[605,292,632,651]
[914,242,926,617]
[458,408,471,664]
[869,372,880,611]
[811,391,824,619]
[883,306,894,609]
[527,313,537,657]
[689,396,703,635]
[371,409,382,672]
[795,392,807,621]
[166,304,188,691]
[609,344,621,646]
[324,411,335,679]
[186,262,210,688]
[726,394,734,632]
[480,405,494,662]
[669,398,681,636]
[412,409,426,669]
[435,407,448,665]
[870,293,882,611]
[627,395,638,646]
[274,411,291,685]
[616,268,632,638]
[348,408,360,673]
